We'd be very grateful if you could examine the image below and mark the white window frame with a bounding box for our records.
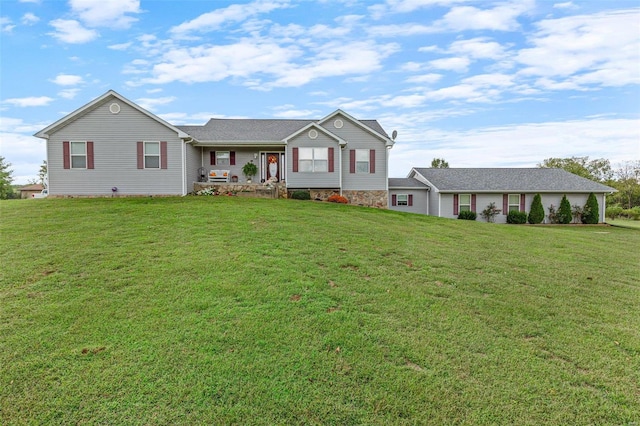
[355,149,369,173]
[216,151,230,166]
[299,147,328,172]
[508,194,520,212]
[144,141,160,169]
[397,194,408,206]
[70,141,87,169]
[459,194,471,212]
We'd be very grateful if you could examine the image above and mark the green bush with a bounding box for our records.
[291,190,310,200]
[606,205,624,219]
[507,210,527,224]
[457,210,477,220]
[528,193,544,224]
[558,195,572,224]
[581,192,599,224]
[623,206,640,220]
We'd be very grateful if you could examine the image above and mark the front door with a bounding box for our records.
[266,153,280,182]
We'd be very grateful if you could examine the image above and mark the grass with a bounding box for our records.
[608,218,640,230]
[1,197,639,425]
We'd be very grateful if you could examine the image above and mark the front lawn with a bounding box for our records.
[1,197,638,424]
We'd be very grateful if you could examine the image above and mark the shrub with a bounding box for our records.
[528,193,544,224]
[291,190,310,200]
[581,192,599,224]
[606,205,624,219]
[480,202,501,223]
[558,195,572,224]
[457,210,477,220]
[327,194,348,204]
[623,206,640,220]
[507,210,527,224]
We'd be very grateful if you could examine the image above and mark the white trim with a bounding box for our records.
[318,109,394,147]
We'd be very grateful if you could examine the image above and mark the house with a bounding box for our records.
[390,168,616,223]
[34,90,394,206]
[18,183,44,199]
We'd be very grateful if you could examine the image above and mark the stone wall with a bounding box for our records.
[305,189,387,208]
[193,182,286,199]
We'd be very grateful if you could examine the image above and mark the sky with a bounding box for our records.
[1,0,639,185]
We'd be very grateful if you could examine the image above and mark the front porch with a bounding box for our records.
[193,182,287,199]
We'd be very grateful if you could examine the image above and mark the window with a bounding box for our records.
[299,147,328,172]
[216,151,230,166]
[355,149,369,173]
[508,194,520,212]
[397,194,408,206]
[459,194,471,212]
[70,142,87,169]
[144,142,160,169]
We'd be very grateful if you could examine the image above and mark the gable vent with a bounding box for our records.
[109,103,121,114]
[334,119,343,129]
[308,129,318,139]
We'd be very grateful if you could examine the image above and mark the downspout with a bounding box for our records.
[181,140,186,196]
[339,145,343,196]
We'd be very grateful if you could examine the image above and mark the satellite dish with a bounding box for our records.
[392,130,398,140]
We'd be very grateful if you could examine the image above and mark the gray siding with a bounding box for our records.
[322,114,387,191]
[388,190,429,214]
[47,98,184,196]
[286,130,341,188]
[185,144,201,189]
[437,192,603,223]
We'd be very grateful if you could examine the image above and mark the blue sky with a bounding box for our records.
[1,0,638,184]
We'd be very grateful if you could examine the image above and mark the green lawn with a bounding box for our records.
[1,197,639,425]
[608,218,640,230]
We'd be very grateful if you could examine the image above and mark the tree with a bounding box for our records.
[0,156,15,200]
[608,160,640,209]
[538,157,612,182]
[582,192,599,224]
[528,193,544,224]
[558,195,572,224]
[430,158,449,168]
[38,160,48,186]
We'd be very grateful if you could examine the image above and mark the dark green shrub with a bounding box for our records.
[528,193,544,224]
[581,192,599,224]
[291,190,310,200]
[457,210,477,220]
[623,206,640,220]
[558,195,572,224]
[507,210,527,224]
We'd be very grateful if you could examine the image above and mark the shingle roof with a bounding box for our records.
[388,178,429,189]
[412,168,616,193]
[177,118,389,143]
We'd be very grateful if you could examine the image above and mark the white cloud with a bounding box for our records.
[369,0,468,20]
[108,42,132,51]
[48,19,98,43]
[135,96,177,111]
[170,0,291,36]
[388,118,640,176]
[405,73,442,84]
[429,57,470,72]
[272,108,318,118]
[436,0,534,32]
[553,2,578,10]
[21,13,40,25]
[516,9,640,88]
[58,89,81,99]
[1,17,16,33]
[3,97,54,107]
[69,0,141,29]
[448,37,508,60]
[50,74,84,86]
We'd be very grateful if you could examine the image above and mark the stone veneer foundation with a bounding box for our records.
[306,189,388,208]
[193,182,286,199]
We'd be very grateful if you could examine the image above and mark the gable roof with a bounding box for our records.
[319,109,394,147]
[388,177,429,189]
[34,90,188,139]
[411,168,616,193]
[179,109,392,146]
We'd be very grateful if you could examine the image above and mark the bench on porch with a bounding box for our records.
[208,170,231,183]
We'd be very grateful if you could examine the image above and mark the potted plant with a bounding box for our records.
[242,161,258,183]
